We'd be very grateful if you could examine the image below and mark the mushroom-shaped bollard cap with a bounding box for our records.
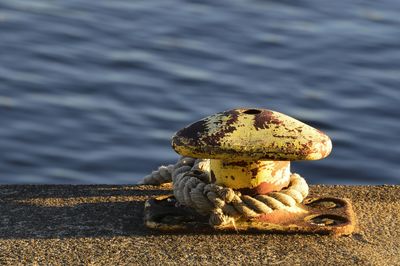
[172,108,332,161]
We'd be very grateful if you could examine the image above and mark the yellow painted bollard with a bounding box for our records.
[172,108,331,194]
[144,108,355,236]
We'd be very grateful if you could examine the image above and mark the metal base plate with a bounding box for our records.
[144,195,356,236]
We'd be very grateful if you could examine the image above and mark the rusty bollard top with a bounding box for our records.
[172,108,332,161]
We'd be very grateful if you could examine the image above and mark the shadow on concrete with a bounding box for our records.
[0,185,314,239]
[0,185,172,239]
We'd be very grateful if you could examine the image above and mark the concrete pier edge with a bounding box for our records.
[0,184,399,265]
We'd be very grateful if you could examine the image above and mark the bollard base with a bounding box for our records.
[144,195,356,236]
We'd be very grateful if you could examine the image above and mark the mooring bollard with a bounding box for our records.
[142,108,356,236]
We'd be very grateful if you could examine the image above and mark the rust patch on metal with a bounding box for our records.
[237,180,290,196]
[272,134,298,139]
[201,110,240,146]
[250,168,258,179]
[223,160,249,167]
[253,110,284,130]
[171,110,240,151]
[298,140,314,157]
[144,196,356,236]
[176,120,207,142]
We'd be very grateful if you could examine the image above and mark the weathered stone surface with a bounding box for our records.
[0,185,399,265]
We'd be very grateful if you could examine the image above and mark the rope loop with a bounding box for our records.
[140,156,309,226]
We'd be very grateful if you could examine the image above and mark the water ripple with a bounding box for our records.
[0,0,399,184]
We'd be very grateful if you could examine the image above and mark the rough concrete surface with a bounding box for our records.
[0,184,399,265]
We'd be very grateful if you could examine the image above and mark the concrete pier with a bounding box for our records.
[0,185,399,265]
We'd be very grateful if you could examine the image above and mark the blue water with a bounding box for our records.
[0,0,399,184]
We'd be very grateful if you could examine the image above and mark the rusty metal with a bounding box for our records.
[171,108,332,192]
[172,108,332,161]
[144,195,355,236]
[209,160,291,193]
[144,108,356,236]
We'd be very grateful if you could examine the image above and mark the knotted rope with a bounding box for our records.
[140,157,309,226]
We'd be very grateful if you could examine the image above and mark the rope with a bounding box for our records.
[140,157,309,226]
[139,164,175,185]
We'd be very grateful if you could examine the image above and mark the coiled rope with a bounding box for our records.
[140,157,309,226]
